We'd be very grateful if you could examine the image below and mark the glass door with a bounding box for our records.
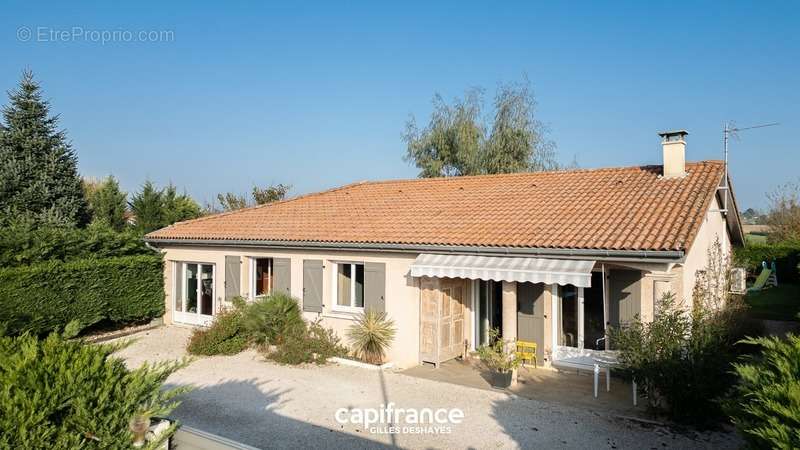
[551,272,609,361]
[174,262,215,326]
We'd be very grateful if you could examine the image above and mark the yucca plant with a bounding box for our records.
[347,310,396,364]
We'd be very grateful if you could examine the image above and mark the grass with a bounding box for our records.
[745,284,800,321]
[745,233,768,245]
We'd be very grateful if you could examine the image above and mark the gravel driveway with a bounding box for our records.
[113,326,740,449]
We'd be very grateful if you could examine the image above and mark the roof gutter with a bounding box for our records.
[144,237,685,263]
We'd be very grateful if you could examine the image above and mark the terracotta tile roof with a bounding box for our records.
[146,161,727,252]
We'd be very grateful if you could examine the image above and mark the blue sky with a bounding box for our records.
[1,1,797,210]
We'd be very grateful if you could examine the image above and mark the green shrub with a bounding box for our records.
[0,329,189,448]
[476,328,521,374]
[609,293,754,424]
[347,310,397,364]
[0,221,152,268]
[267,319,347,365]
[181,293,346,365]
[0,255,165,336]
[727,334,800,448]
[187,305,248,356]
[734,241,800,284]
[241,293,304,347]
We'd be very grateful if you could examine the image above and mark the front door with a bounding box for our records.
[174,262,215,326]
[419,278,466,366]
[439,279,465,361]
[517,282,545,363]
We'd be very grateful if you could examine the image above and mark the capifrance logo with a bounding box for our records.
[335,402,464,435]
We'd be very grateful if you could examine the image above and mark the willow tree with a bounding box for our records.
[403,78,558,178]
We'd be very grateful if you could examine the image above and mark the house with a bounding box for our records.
[145,130,744,369]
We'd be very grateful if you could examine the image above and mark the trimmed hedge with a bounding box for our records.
[735,242,800,284]
[0,222,152,268]
[0,255,165,336]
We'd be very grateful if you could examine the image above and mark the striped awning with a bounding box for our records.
[409,253,595,287]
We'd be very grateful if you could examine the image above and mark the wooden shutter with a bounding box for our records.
[364,262,386,314]
[517,282,545,362]
[302,260,323,313]
[609,270,641,327]
[419,277,440,365]
[272,258,292,296]
[224,256,240,301]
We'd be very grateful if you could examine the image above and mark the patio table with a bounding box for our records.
[551,353,637,406]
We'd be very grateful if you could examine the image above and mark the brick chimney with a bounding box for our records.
[658,130,688,178]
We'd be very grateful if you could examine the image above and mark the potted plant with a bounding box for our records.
[129,408,153,448]
[476,329,521,389]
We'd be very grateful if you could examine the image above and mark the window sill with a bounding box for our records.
[323,309,363,321]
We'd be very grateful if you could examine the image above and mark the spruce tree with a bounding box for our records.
[0,71,89,226]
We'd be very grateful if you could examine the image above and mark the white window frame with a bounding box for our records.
[554,284,583,349]
[173,261,216,326]
[470,280,478,350]
[330,261,365,313]
[552,283,597,361]
[249,257,274,299]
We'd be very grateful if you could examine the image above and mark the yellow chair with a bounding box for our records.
[516,340,537,368]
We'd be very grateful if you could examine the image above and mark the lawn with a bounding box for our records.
[744,233,768,245]
[745,284,800,321]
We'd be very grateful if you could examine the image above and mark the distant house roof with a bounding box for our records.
[146,161,741,255]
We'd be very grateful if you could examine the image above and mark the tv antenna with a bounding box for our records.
[719,121,779,215]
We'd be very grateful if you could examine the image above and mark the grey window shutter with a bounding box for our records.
[364,262,386,314]
[224,256,241,301]
[303,259,323,313]
[273,258,292,296]
[609,270,641,327]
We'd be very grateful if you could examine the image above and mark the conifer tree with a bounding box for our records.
[0,71,89,226]
[129,181,201,233]
[161,183,201,225]
[129,180,163,234]
[84,175,128,231]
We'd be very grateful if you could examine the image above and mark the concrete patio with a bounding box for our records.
[402,358,643,417]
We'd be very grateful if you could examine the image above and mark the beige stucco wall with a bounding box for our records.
[156,195,733,370]
[662,140,686,178]
[625,196,733,316]
[673,195,732,310]
[542,285,553,364]
[158,245,421,368]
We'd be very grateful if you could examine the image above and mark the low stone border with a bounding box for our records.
[82,318,163,344]
[328,356,394,371]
